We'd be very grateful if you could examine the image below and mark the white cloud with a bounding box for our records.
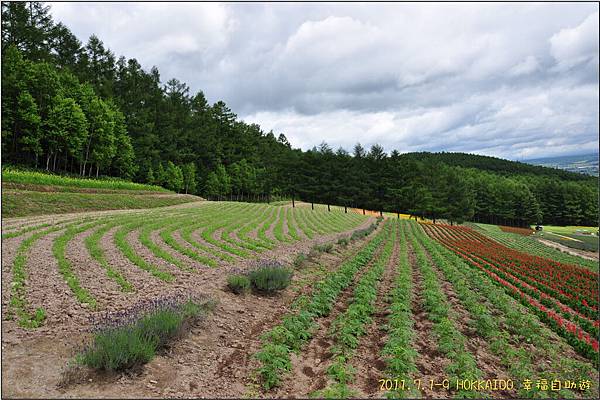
[550,12,599,71]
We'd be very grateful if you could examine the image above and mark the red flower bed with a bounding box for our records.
[499,225,534,236]
[422,223,599,363]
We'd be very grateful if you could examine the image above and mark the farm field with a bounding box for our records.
[1,200,374,397]
[532,226,599,253]
[473,223,599,270]
[2,208,598,398]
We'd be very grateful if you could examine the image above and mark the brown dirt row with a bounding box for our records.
[270,228,389,398]
[407,239,452,399]
[348,225,400,398]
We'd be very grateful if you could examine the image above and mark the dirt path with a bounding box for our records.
[537,238,598,261]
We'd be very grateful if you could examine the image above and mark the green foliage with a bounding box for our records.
[248,265,293,293]
[1,189,195,218]
[313,242,334,253]
[227,274,251,294]
[336,236,350,246]
[2,166,168,191]
[292,253,307,268]
[182,162,196,194]
[164,161,184,193]
[205,163,231,198]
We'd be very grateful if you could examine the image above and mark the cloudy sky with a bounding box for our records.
[50,2,599,160]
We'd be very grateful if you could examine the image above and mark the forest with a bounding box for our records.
[2,2,598,226]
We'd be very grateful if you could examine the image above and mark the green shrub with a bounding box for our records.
[337,237,350,246]
[227,274,251,294]
[293,253,307,268]
[79,299,209,371]
[249,265,293,293]
[313,242,333,253]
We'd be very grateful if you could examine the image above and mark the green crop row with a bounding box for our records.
[381,222,419,399]
[317,221,396,398]
[254,223,387,389]
[407,221,482,398]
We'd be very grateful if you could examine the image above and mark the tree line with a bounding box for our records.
[2,2,598,226]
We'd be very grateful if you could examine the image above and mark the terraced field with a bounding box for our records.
[473,223,598,271]
[1,201,369,329]
[2,211,598,398]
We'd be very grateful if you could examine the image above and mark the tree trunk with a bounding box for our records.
[52,152,57,171]
[344,205,347,213]
[327,204,330,212]
[46,153,51,170]
[311,202,314,210]
[397,212,399,219]
[96,165,99,177]
[292,195,295,208]
[362,209,365,215]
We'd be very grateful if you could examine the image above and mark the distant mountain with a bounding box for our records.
[399,152,595,181]
[524,153,599,177]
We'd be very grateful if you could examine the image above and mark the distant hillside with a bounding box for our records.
[400,152,595,182]
[524,153,599,177]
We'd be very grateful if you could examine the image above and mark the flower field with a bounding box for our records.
[2,209,598,398]
[423,224,599,364]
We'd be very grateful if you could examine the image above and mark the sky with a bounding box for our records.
[49,2,599,160]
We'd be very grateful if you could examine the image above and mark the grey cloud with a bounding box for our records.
[49,2,599,159]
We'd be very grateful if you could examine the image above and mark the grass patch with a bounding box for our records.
[2,189,199,218]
